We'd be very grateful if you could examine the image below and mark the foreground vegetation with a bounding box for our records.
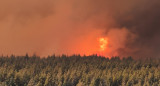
[0,55,159,86]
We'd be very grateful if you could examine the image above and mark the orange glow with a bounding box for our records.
[99,37,108,51]
[97,37,109,57]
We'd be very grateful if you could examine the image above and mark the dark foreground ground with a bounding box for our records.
[0,55,159,86]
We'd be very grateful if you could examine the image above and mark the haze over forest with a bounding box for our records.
[0,0,160,58]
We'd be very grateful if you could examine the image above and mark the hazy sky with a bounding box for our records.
[0,0,160,58]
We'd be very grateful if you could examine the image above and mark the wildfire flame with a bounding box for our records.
[99,37,108,52]
[97,37,109,57]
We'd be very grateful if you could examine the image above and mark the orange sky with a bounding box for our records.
[0,0,138,57]
[0,0,159,58]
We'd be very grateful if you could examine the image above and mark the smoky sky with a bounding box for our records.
[114,0,160,58]
[0,0,160,58]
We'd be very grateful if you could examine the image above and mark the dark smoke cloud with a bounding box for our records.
[114,0,160,58]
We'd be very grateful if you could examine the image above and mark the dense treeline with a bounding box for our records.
[0,54,159,86]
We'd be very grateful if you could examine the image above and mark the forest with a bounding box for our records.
[0,54,159,86]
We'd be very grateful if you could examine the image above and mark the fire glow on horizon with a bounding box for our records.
[99,37,108,51]
[98,37,109,56]
[0,0,159,58]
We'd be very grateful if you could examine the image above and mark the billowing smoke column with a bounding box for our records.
[0,0,160,58]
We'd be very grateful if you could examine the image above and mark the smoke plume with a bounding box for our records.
[0,0,160,58]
